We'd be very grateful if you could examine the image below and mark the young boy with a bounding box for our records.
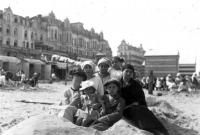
[75,80,103,127]
[59,66,87,107]
[91,78,125,131]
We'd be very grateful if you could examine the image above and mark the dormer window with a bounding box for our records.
[7,14,10,22]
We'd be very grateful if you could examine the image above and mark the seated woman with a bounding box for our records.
[91,78,125,131]
[28,72,40,87]
[120,64,169,135]
[95,57,111,85]
[81,60,104,96]
[75,80,103,127]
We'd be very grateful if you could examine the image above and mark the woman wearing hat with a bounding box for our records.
[121,64,169,135]
[96,57,111,85]
[81,60,104,96]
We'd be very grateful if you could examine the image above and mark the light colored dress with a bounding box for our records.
[108,68,122,81]
[75,94,101,120]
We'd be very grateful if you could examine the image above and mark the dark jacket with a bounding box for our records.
[91,94,125,131]
[102,94,125,125]
[120,78,147,106]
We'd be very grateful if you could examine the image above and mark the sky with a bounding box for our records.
[1,0,200,71]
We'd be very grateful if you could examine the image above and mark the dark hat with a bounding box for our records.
[122,64,135,72]
[104,78,121,88]
[112,56,124,63]
[69,66,87,81]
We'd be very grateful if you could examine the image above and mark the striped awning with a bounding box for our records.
[56,62,67,69]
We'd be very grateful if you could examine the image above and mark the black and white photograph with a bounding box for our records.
[0,0,200,135]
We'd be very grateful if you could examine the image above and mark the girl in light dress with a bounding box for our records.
[75,80,104,126]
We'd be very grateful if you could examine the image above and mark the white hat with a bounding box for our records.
[80,80,96,91]
[176,73,181,77]
[81,61,95,71]
[97,57,111,67]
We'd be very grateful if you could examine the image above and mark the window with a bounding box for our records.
[55,30,57,39]
[23,41,25,47]
[0,26,2,32]
[31,43,34,49]
[14,40,18,47]
[24,30,27,39]
[51,30,53,39]
[26,42,29,48]
[14,18,18,23]
[6,39,10,46]
[40,35,43,41]
[35,33,37,40]
[14,28,18,36]
[6,27,10,35]
[31,32,34,40]
[7,14,10,22]
[0,39,2,46]
[0,14,3,19]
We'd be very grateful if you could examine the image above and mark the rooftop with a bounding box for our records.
[145,49,179,56]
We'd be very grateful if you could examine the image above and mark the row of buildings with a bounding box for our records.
[0,7,112,80]
[117,40,196,77]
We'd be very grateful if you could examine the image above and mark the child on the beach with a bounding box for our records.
[75,80,104,127]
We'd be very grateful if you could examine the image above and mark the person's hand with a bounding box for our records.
[98,115,109,123]
[92,103,101,110]
[131,102,139,105]
[100,109,106,116]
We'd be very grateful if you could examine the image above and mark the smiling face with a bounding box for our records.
[106,83,119,96]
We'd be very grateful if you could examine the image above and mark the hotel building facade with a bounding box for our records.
[117,40,145,76]
[0,7,112,60]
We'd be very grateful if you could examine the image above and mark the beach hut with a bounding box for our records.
[22,58,51,80]
[0,55,21,73]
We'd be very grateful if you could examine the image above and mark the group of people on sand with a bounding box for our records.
[0,67,40,88]
[58,56,169,135]
[142,71,200,94]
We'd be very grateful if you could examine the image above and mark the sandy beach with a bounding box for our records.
[0,82,200,135]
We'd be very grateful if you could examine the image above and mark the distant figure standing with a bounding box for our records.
[148,70,155,95]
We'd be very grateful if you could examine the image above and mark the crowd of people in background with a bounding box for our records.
[141,71,200,94]
[0,67,40,88]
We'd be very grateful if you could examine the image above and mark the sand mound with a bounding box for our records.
[3,114,153,135]
[146,96,199,135]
